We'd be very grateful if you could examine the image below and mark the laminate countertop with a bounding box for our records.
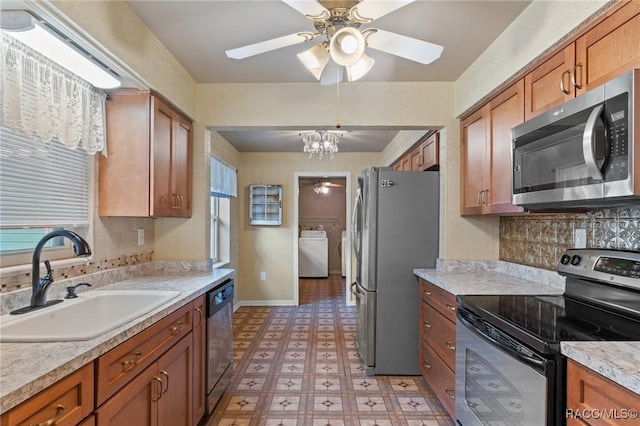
[414,267,640,397]
[0,268,235,414]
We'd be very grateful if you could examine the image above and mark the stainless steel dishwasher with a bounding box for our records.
[206,279,234,415]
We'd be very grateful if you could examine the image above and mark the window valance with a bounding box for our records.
[211,157,237,198]
[0,33,106,154]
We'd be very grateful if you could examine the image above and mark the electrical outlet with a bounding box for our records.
[137,228,144,246]
[260,272,266,281]
[574,228,586,248]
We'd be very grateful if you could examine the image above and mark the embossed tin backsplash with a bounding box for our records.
[500,207,640,271]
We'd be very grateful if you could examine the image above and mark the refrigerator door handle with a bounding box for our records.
[351,188,362,262]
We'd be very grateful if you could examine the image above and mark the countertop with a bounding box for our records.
[414,266,640,397]
[0,268,235,415]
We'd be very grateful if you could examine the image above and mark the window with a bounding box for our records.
[210,157,237,265]
[0,127,91,266]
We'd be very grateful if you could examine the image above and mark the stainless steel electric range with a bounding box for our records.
[455,248,640,426]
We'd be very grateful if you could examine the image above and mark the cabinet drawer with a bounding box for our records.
[567,359,640,426]
[420,300,456,370]
[419,338,455,419]
[420,279,457,323]
[1,363,94,426]
[96,303,192,405]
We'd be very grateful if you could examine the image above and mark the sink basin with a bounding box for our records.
[0,290,181,342]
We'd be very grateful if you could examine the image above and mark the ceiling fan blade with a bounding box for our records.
[351,0,415,21]
[320,60,344,85]
[282,0,329,18]
[366,29,443,64]
[226,32,316,59]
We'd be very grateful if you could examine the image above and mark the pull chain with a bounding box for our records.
[336,68,342,129]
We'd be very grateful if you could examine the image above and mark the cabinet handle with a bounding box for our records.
[445,341,456,351]
[423,321,432,329]
[194,307,203,327]
[422,361,431,369]
[445,389,456,400]
[418,155,424,167]
[30,404,65,426]
[159,370,170,394]
[572,63,583,89]
[169,320,185,335]
[121,351,143,372]
[423,290,432,297]
[445,304,456,312]
[152,376,163,402]
[560,69,572,94]
[477,191,482,206]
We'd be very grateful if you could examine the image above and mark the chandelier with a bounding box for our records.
[300,131,342,159]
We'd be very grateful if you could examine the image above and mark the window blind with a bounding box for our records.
[211,157,237,198]
[0,127,90,228]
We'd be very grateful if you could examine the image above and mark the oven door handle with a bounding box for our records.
[458,311,546,372]
[582,103,605,182]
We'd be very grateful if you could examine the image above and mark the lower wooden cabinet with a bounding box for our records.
[0,364,94,426]
[566,359,640,426]
[191,295,207,425]
[418,278,456,421]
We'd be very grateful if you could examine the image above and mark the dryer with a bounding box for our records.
[298,230,328,278]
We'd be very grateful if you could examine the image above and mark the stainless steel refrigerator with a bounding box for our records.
[352,167,439,375]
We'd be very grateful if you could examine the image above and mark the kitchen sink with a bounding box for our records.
[0,290,181,342]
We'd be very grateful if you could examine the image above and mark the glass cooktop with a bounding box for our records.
[457,293,640,354]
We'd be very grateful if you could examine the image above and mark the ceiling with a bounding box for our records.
[124,0,531,152]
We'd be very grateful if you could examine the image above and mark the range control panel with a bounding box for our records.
[558,249,640,290]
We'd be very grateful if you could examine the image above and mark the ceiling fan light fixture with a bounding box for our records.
[347,53,375,82]
[297,44,330,80]
[329,27,365,66]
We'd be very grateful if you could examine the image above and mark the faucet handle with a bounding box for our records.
[44,260,52,277]
[65,283,92,299]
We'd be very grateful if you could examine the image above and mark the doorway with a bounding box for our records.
[294,172,351,306]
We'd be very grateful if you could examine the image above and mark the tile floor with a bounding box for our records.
[206,275,454,425]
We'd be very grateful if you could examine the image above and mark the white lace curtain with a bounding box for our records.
[0,33,106,154]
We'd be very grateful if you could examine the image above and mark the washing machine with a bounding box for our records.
[298,230,328,278]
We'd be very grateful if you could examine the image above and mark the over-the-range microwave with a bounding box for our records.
[511,69,639,209]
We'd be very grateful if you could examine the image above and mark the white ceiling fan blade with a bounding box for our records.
[320,61,344,86]
[366,29,443,64]
[282,0,329,18]
[226,32,316,59]
[352,0,415,21]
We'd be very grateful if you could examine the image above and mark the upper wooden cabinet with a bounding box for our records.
[524,1,640,119]
[100,91,192,218]
[391,132,440,171]
[461,81,525,215]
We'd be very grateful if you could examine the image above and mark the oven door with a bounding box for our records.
[455,309,558,426]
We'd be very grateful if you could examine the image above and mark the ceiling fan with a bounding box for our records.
[300,178,346,193]
[225,0,444,85]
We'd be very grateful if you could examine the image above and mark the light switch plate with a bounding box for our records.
[137,228,144,246]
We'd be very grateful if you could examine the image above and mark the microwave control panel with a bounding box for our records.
[604,92,629,181]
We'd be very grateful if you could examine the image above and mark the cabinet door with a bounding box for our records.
[157,335,193,426]
[524,44,576,120]
[420,133,439,171]
[461,106,489,215]
[487,80,525,214]
[401,155,411,171]
[171,116,192,217]
[151,98,174,217]
[410,146,423,171]
[96,364,159,426]
[575,0,640,95]
[191,296,207,425]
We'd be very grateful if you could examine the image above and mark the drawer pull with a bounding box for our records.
[169,321,185,334]
[423,321,432,329]
[194,307,203,327]
[445,341,456,351]
[31,404,65,426]
[423,290,432,297]
[422,361,431,369]
[445,304,456,312]
[152,376,163,402]
[445,389,456,400]
[160,370,170,394]
[121,351,143,372]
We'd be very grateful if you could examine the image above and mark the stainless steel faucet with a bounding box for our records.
[11,230,92,315]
